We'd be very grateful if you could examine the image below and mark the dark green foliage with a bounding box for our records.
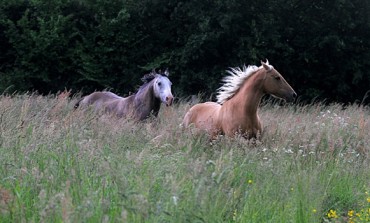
[0,0,369,103]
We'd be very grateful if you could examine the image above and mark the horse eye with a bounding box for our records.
[274,76,281,80]
[157,82,162,86]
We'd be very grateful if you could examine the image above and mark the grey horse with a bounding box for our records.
[75,70,173,120]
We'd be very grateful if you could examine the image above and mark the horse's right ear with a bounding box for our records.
[164,68,169,77]
[261,60,272,71]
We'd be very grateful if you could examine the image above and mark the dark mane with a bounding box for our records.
[137,71,158,94]
[141,69,169,83]
[141,72,157,83]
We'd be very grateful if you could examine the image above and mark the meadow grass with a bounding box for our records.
[0,93,369,222]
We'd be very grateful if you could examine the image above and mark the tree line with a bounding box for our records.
[1,0,369,104]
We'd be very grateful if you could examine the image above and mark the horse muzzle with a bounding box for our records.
[165,96,174,106]
[285,91,297,102]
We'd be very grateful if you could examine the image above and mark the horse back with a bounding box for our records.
[77,91,122,108]
[183,102,221,136]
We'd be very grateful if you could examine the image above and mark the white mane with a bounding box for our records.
[216,61,273,104]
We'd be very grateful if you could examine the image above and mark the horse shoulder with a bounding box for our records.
[102,98,119,115]
[218,102,239,133]
[124,95,136,110]
[218,101,262,138]
[113,96,135,118]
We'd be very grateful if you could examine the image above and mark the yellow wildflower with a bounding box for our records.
[247,180,253,184]
[348,210,354,217]
[367,197,370,203]
[312,209,317,213]
[327,209,338,218]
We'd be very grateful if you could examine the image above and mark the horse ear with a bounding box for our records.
[164,68,169,76]
[261,59,271,71]
[261,59,269,65]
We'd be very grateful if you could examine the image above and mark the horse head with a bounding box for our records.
[152,69,174,106]
[261,60,297,102]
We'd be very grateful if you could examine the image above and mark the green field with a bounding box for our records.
[0,94,369,222]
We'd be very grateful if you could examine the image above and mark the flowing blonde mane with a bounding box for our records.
[216,61,273,104]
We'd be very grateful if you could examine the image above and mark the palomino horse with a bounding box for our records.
[182,60,296,139]
[75,70,174,120]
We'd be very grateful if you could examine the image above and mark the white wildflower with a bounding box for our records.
[172,196,178,206]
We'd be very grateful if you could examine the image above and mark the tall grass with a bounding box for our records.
[0,93,369,222]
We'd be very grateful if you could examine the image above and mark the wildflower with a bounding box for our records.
[312,209,317,213]
[206,160,215,165]
[327,209,338,218]
[172,196,178,206]
[348,210,354,217]
[247,180,253,184]
[233,209,237,221]
[367,197,370,203]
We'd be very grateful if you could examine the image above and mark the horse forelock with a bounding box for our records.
[216,64,262,104]
[141,69,169,83]
[136,74,161,96]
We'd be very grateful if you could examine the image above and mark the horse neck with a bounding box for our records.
[226,70,265,116]
[134,82,161,118]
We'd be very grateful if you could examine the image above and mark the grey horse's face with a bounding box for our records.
[153,74,174,106]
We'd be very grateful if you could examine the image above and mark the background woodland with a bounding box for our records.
[1,0,369,103]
